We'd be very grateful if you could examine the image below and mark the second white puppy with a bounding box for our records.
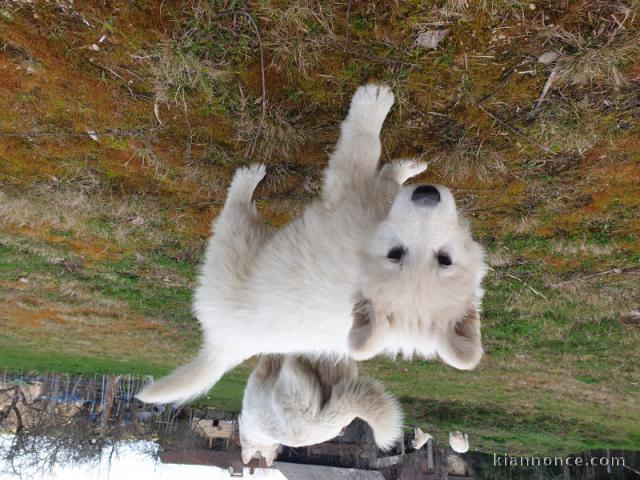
[239,355,403,466]
[138,84,487,404]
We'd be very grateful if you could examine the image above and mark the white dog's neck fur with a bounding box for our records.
[137,85,487,405]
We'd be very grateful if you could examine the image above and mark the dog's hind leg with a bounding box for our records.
[219,163,267,222]
[200,164,271,290]
[139,165,269,405]
[213,164,269,248]
[322,84,394,206]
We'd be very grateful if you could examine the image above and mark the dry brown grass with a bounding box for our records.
[529,99,600,156]
[551,274,640,321]
[444,0,469,12]
[182,160,228,197]
[257,0,337,76]
[144,40,231,111]
[429,131,506,182]
[236,98,309,163]
[511,215,541,235]
[550,239,615,256]
[0,171,166,249]
[443,0,531,18]
[1,291,185,365]
[537,2,640,90]
[127,136,168,177]
[546,32,639,89]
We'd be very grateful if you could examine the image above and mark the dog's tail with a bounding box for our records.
[136,349,236,405]
[326,377,404,451]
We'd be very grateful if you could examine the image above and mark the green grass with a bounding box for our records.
[363,356,640,455]
[0,343,171,377]
[86,259,196,327]
[0,235,249,412]
[1,239,198,330]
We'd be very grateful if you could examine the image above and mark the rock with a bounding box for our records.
[130,216,145,226]
[621,310,640,325]
[538,51,559,64]
[413,29,450,50]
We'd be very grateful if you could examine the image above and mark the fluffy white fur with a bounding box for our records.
[137,84,487,405]
[238,355,403,466]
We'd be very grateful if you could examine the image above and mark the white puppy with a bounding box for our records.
[137,84,487,404]
[239,355,403,466]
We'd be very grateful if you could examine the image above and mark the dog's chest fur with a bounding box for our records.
[196,194,382,355]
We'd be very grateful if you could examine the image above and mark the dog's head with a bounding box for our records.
[349,184,487,369]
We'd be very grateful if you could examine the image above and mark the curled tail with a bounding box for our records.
[136,349,237,405]
[326,377,404,451]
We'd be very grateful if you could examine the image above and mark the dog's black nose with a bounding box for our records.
[412,185,440,205]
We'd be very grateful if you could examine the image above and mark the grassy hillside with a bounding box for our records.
[0,0,639,455]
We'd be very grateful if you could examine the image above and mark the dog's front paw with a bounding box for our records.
[390,160,428,184]
[347,84,394,134]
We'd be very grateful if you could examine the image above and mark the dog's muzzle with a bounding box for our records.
[411,185,440,206]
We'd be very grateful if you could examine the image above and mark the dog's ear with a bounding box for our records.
[349,294,374,350]
[437,305,483,370]
[348,293,389,360]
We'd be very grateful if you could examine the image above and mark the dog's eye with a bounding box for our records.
[387,246,405,262]
[437,252,452,267]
